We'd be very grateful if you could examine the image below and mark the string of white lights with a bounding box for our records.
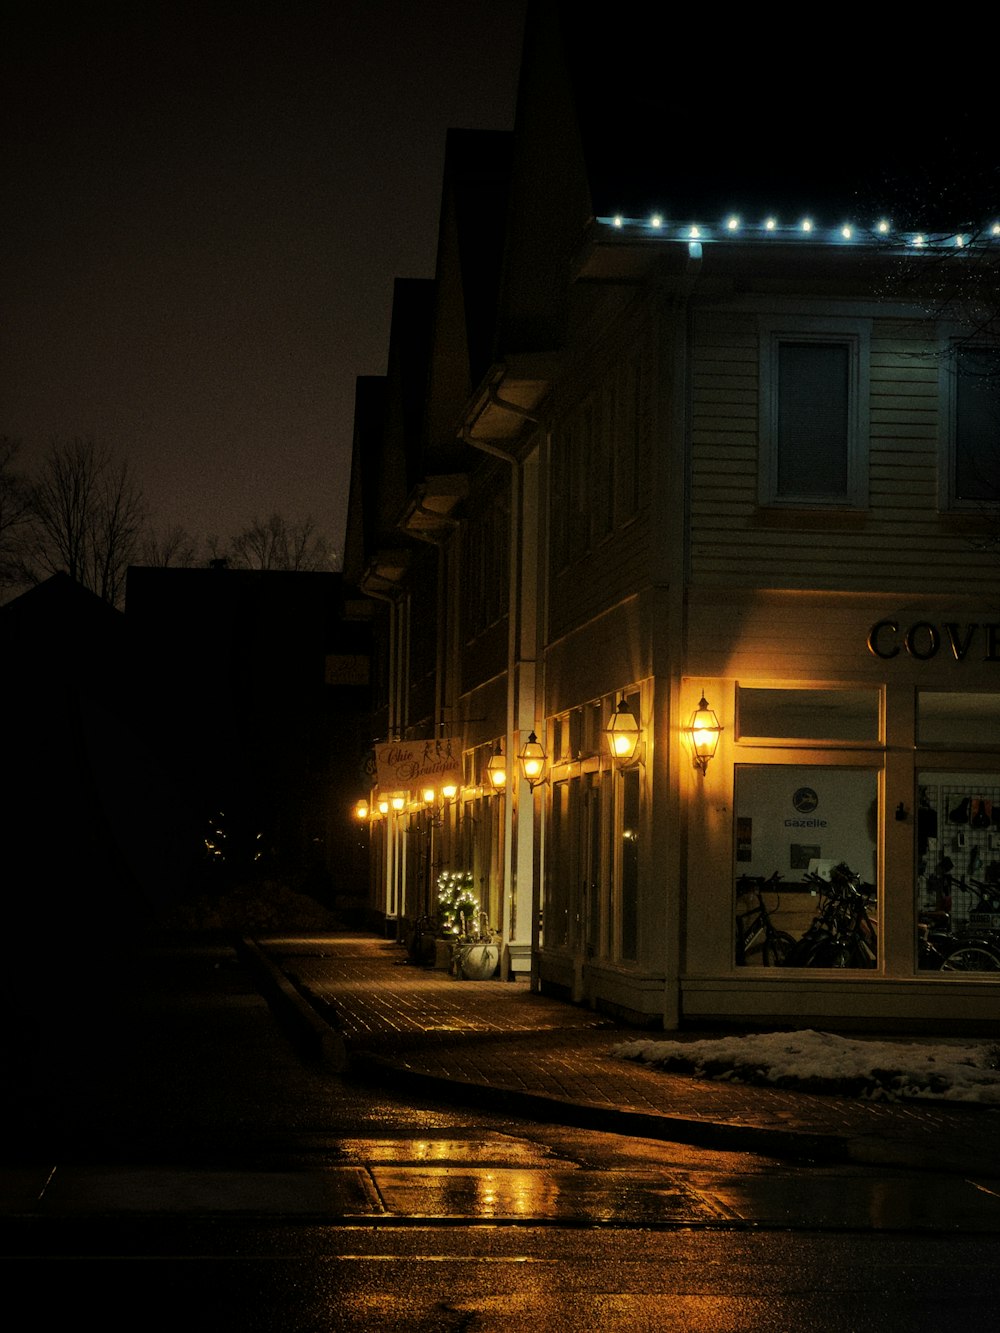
[599,215,1000,248]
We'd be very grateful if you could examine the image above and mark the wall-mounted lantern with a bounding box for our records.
[418,783,458,827]
[605,695,641,766]
[685,694,723,774]
[354,798,369,821]
[486,743,507,790]
[390,793,406,812]
[518,730,547,789]
[377,797,390,815]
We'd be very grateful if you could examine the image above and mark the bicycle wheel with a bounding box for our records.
[940,944,1000,972]
[762,931,796,966]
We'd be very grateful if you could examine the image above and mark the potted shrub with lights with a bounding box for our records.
[434,870,477,969]
[434,871,500,978]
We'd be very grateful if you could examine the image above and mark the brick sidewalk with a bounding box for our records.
[256,933,1000,1175]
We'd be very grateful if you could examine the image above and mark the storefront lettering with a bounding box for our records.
[783,818,828,828]
[867,620,1000,662]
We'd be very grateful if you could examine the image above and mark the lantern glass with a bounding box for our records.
[605,696,640,762]
[688,695,722,771]
[518,730,547,784]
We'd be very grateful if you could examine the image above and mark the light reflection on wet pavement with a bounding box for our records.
[9,1144,1000,1231]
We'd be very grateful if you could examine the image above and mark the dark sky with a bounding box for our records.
[2,1,526,553]
[5,3,998,559]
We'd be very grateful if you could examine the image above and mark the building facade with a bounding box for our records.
[345,17,1000,1031]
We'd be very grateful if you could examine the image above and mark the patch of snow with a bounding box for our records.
[612,1030,1000,1103]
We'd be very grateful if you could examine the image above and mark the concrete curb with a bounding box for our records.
[237,937,348,1072]
[349,1050,852,1163]
[240,938,994,1177]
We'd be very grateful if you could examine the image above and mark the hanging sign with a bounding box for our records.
[373,739,462,794]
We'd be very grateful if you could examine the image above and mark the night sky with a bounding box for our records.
[2,1,525,554]
[4,3,998,557]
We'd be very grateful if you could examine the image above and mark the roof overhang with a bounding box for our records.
[462,358,557,457]
[575,215,1000,285]
[360,548,412,598]
[398,474,468,542]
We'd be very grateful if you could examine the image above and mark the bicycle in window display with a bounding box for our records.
[781,863,878,969]
[735,873,796,966]
[930,874,1000,973]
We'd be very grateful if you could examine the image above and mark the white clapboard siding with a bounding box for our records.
[688,309,999,593]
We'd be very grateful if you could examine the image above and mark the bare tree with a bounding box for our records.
[0,438,33,597]
[228,513,338,571]
[139,524,200,568]
[25,438,146,606]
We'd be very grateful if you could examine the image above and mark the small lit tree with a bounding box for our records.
[436,870,478,936]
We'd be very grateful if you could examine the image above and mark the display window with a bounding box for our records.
[733,764,879,969]
[915,771,1000,974]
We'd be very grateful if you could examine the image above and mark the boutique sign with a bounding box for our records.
[373,740,462,793]
[867,620,1000,662]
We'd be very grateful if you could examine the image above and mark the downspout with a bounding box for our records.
[461,378,542,982]
[364,584,402,933]
[660,247,703,1027]
[405,511,461,917]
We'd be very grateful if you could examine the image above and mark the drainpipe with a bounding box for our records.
[404,511,461,917]
[460,376,542,984]
[364,584,404,934]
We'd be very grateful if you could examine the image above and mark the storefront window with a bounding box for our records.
[738,687,880,743]
[917,693,1000,747]
[915,771,1000,974]
[734,765,878,968]
[620,766,640,961]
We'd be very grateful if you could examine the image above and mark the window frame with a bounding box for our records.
[736,683,883,748]
[940,335,1000,510]
[758,316,870,510]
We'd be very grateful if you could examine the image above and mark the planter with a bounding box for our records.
[434,938,455,971]
[459,942,500,980]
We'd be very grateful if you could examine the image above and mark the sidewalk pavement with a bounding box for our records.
[245,933,1000,1178]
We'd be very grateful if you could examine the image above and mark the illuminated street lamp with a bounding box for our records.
[686,694,723,774]
[518,730,547,789]
[486,743,507,790]
[604,695,641,765]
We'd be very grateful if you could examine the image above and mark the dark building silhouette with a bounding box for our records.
[125,565,371,899]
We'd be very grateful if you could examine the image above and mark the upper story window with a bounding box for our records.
[462,479,510,641]
[759,318,870,508]
[948,342,1000,506]
[550,342,651,573]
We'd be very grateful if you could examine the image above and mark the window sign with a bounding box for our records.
[734,765,878,969]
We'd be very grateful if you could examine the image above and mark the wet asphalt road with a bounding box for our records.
[5,939,1000,1328]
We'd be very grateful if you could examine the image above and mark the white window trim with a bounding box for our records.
[938,332,1000,511]
[759,316,870,509]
